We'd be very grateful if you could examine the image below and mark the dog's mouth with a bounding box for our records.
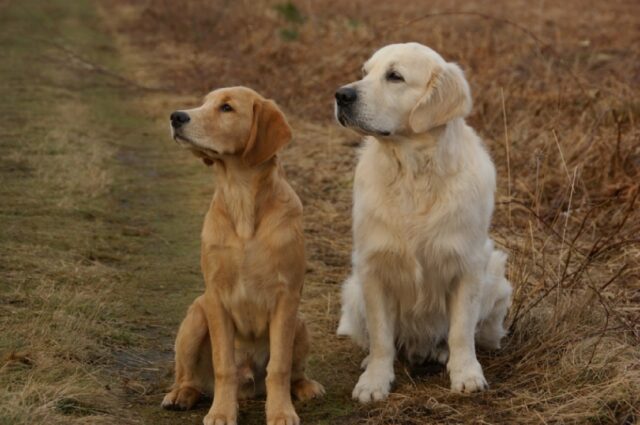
[173,133,195,146]
[174,134,219,155]
[336,110,391,137]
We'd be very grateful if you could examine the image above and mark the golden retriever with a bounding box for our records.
[162,87,324,425]
[335,43,512,401]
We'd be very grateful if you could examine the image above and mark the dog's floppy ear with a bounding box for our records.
[408,62,472,133]
[243,99,292,166]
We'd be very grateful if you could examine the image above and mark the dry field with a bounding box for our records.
[1,0,639,424]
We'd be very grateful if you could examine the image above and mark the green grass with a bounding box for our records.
[0,0,208,423]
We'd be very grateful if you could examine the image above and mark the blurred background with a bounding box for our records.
[1,0,638,424]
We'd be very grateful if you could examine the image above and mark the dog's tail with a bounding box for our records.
[487,247,508,281]
[486,243,512,305]
[477,241,513,349]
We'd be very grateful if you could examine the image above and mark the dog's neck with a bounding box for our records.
[211,156,279,239]
[376,118,468,176]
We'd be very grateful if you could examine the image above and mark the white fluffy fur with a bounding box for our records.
[335,43,512,402]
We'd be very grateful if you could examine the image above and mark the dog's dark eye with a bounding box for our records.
[386,71,404,82]
[220,103,233,112]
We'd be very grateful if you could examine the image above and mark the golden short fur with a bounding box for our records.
[162,87,324,425]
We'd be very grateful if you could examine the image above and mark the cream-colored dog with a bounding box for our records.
[162,87,324,425]
[335,43,512,402]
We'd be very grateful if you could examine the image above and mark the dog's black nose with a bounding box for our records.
[170,111,190,129]
[335,87,357,106]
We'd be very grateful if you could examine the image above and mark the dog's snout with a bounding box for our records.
[335,87,357,106]
[170,111,190,129]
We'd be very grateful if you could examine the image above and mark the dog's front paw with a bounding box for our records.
[447,358,488,393]
[203,402,238,425]
[352,363,394,403]
[161,386,201,411]
[267,403,300,425]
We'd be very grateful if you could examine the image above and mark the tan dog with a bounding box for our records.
[162,87,324,425]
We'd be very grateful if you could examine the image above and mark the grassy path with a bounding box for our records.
[0,1,357,424]
[0,0,209,423]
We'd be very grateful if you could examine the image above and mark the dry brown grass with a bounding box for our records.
[106,0,640,423]
[3,0,635,423]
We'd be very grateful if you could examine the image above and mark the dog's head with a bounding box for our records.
[335,42,472,137]
[170,86,292,166]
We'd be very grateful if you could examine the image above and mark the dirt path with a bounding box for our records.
[1,1,359,424]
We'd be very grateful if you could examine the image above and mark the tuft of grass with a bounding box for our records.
[347,18,360,29]
[279,27,300,41]
[274,2,304,42]
[54,397,103,416]
[274,2,305,24]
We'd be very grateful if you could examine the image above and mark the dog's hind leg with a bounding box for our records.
[290,318,325,401]
[162,296,211,410]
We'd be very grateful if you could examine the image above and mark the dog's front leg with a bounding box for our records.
[353,271,396,403]
[202,290,238,425]
[447,274,487,393]
[266,293,300,425]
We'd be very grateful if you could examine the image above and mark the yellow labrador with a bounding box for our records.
[335,43,512,401]
[162,87,324,425]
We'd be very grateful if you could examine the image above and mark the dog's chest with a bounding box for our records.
[355,141,438,223]
[223,277,273,339]
[354,141,467,280]
[201,236,284,340]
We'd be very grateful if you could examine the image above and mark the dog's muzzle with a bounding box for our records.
[170,111,190,129]
[335,87,357,107]
[335,87,358,127]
